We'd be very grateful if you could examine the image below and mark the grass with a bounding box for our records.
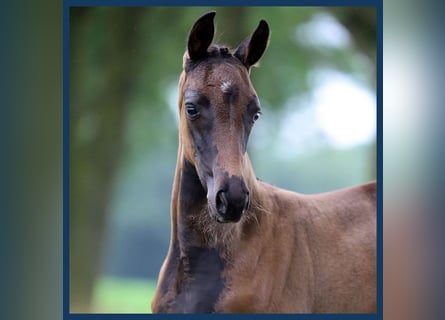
[91,276,157,313]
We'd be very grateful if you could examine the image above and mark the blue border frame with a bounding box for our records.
[65,0,379,6]
[63,1,70,318]
[64,314,379,320]
[375,1,383,317]
[63,1,383,319]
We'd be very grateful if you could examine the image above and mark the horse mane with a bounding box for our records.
[183,44,243,72]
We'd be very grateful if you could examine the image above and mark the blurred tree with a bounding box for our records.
[70,8,145,311]
[329,7,376,63]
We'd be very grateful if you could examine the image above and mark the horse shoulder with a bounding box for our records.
[250,183,317,311]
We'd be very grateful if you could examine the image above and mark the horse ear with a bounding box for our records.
[235,20,270,68]
[187,11,216,61]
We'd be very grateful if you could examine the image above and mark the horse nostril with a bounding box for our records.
[216,190,228,215]
[243,193,250,212]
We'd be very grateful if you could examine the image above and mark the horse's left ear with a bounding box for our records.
[235,20,270,69]
[188,11,216,61]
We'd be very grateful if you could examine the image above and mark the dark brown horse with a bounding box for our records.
[151,12,376,313]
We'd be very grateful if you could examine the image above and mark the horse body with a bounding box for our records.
[151,12,376,313]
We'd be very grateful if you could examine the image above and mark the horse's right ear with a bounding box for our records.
[187,11,216,61]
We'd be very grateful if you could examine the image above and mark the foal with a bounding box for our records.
[151,12,376,313]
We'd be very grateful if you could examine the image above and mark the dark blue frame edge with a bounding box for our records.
[62,1,384,319]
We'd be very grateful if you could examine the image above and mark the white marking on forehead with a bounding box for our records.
[220,80,233,93]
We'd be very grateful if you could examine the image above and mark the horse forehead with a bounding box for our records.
[188,62,250,91]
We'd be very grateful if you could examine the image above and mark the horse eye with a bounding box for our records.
[185,104,199,120]
[253,111,261,122]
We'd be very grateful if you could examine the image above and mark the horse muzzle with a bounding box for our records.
[208,175,250,223]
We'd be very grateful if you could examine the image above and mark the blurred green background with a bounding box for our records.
[69,6,376,313]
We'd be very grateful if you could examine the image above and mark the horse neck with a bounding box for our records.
[170,143,261,253]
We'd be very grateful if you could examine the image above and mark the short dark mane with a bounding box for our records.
[185,44,243,72]
[208,44,233,58]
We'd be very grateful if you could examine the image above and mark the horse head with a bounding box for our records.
[178,12,269,223]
